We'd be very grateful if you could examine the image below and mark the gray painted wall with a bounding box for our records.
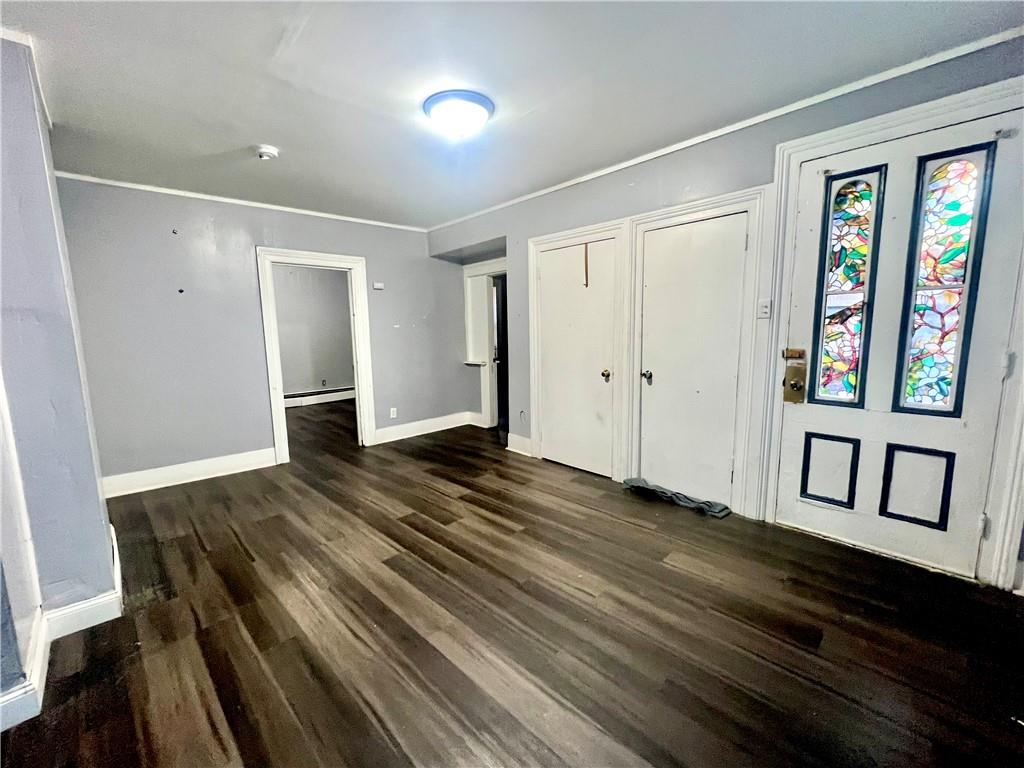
[428,40,1024,440]
[59,179,478,476]
[1,39,115,609]
[272,265,354,395]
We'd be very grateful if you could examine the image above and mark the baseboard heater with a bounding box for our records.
[284,386,354,399]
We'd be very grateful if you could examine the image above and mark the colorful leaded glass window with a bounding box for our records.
[897,146,992,413]
[813,170,883,404]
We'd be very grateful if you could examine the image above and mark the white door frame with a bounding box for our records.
[463,257,508,428]
[528,219,630,479]
[628,186,768,518]
[762,77,1024,588]
[256,247,376,462]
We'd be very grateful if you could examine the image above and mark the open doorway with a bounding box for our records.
[463,257,509,444]
[257,247,377,462]
[272,264,356,411]
[492,273,509,444]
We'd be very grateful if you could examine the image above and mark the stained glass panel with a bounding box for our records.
[904,288,961,406]
[916,160,978,287]
[899,146,990,412]
[814,173,877,404]
[818,293,864,399]
[827,181,873,292]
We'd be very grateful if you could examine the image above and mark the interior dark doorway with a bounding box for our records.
[492,273,509,446]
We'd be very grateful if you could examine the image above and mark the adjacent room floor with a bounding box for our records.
[3,402,1022,767]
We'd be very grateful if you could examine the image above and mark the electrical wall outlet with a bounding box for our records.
[389,407,397,419]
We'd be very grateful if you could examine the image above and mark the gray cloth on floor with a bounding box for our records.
[622,477,731,518]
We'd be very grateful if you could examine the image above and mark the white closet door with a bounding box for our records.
[639,213,748,504]
[538,239,616,476]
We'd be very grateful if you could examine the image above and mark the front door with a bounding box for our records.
[776,112,1022,577]
[639,213,748,504]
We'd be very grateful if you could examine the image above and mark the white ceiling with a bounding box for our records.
[5,2,1022,228]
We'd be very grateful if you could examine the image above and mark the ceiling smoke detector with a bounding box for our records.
[255,144,279,160]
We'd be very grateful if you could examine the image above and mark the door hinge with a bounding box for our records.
[744,232,749,251]
[978,513,991,540]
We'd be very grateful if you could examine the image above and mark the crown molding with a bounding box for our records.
[54,172,429,233]
[427,24,1024,232]
[1,26,53,130]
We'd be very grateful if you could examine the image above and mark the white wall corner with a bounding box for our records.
[468,412,491,428]
[368,411,479,445]
[2,526,123,730]
[506,433,534,457]
[0,609,47,731]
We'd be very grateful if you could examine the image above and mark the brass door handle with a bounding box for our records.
[601,369,611,381]
[788,379,804,392]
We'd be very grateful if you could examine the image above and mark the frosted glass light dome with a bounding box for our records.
[423,90,495,141]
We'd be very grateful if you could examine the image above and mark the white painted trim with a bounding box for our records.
[2,525,122,730]
[257,247,378,459]
[0,27,52,130]
[506,433,534,457]
[54,172,427,233]
[762,78,1024,586]
[528,219,631,479]
[428,26,1024,232]
[463,257,508,279]
[369,411,479,445]
[463,257,508,429]
[45,587,122,642]
[0,609,46,731]
[627,186,767,519]
[284,389,355,408]
[0,26,34,47]
[102,447,276,497]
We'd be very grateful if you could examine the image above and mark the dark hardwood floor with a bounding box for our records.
[3,401,1023,767]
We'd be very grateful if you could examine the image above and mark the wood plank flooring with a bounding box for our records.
[4,401,1023,767]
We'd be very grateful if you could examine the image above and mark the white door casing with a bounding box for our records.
[463,257,508,428]
[775,112,1023,578]
[256,247,377,459]
[638,212,749,505]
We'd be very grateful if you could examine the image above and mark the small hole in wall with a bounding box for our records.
[178,289,184,294]
[172,229,178,235]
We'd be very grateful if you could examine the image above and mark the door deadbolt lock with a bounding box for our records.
[601,369,611,381]
[781,349,807,403]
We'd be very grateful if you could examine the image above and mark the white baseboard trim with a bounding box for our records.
[506,433,534,457]
[48,524,122,640]
[0,609,47,731]
[2,525,123,730]
[369,411,480,445]
[102,447,277,497]
[284,389,355,408]
[468,412,492,428]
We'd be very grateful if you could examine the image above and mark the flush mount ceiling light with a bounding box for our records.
[423,90,495,141]
[255,144,279,160]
